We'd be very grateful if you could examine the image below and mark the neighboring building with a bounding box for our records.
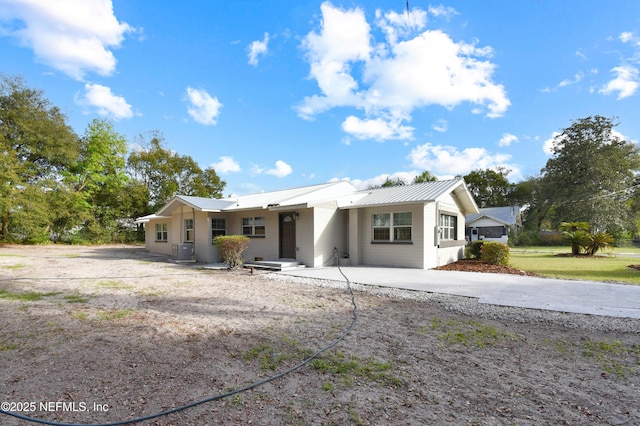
[465,206,522,244]
[136,178,479,269]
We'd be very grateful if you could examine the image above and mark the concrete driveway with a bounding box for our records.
[275,266,640,319]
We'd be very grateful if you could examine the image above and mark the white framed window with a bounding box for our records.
[211,218,226,240]
[372,212,412,242]
[242,217,265,236]
[439,214,457,240]
[184,219,194,242]
[155,223,167,242]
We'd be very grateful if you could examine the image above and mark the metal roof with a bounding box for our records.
[148,179,479,218]
[466,206,521,226]
[154,181,357,215]
[342,178,479,214]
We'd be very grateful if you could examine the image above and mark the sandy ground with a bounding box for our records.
[1,245,639,426]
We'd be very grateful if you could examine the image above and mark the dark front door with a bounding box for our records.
[279,212,296,259]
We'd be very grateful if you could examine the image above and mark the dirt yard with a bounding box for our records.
[1,245,639,426]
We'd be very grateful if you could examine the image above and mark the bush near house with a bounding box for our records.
[213,235,250,269]
[464,241,484,260]
[480,242,510,266]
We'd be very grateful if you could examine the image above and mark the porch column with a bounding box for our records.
[348,209,360,265]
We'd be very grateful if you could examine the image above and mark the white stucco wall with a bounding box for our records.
[353,203,425,269]
[312,203,347,267]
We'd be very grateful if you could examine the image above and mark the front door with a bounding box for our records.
[279,212,296,259]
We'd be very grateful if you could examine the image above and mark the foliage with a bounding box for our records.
[0,76,227,244]
[463,167,513,208]
[413,170,437,183]
[559,222,614,256]
[0,75,80,242]
[127,134,225,212]
[480,242,510,266]
[537,116,640,234]
[213,235,250,268]
[464,241,484,259]
[584,231,615,256]
[559,221,591,255]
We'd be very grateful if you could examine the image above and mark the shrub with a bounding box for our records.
[480,242,510,266]
[465,241,484,259]
[213,235,250,269]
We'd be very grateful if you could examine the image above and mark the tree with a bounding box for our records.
[413,171,437,183]
[127,134,225,211]
[463,167,513,208]
[539,116,640,233]
[559,221,590,255]
[0,75,80,241]
[65,119,132,241]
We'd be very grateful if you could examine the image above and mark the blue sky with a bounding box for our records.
[2,1,640,196]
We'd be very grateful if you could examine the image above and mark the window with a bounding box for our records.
[372,212,412,242]
[211,218,226,240]
[184,219,194,242]
[155,223,167,242]
[242,217,265,236]
[439,214,457,240]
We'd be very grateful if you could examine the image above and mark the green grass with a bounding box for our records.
[426,317,514,348]
[96,309,133,321]
[0,289,61,301]
[510,249,640,284]
[547,337,640,377]
[64,294,89,303]
[311,351,402,387]
[1,263,27,270]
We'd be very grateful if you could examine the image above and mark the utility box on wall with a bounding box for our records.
[172,243,193,260]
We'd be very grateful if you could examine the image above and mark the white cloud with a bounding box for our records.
[248,32,269,66]
[427,5,459,19]
[341,115,413,140]
[498,133,518,147]
[266,160,293,178]
[408,143,517,178]
[620,31,636,44]
[0,0,135,80]
[211,156,241,174]
[432,118,448,133]
[77,83,133,119]
[599,65,640,99]
[185,87,223,125]
[297,2,509,141]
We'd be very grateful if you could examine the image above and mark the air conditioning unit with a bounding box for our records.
[173,243,193,260]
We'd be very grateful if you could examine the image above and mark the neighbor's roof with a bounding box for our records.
[341,178,479,214]
[466,206,521,226]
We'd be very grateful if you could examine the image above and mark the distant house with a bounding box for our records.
[465,206,522,244]
[136,178,479,269]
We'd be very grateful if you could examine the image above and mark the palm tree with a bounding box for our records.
[585,231,614,255]
[559,221,590,255]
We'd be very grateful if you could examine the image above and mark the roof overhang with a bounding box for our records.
[134,214,170,224]
[466,214,511,227]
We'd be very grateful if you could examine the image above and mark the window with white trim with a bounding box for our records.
[184,219,194,242]
[372,212,412,242]
[155,223,167,242]
[242,217,265,236]
[211,218,226,240]
[439,214,457,240]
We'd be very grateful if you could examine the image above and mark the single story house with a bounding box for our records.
[465,206,522,244]
[136,178,479,269]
